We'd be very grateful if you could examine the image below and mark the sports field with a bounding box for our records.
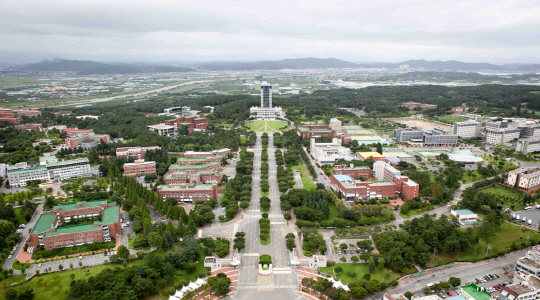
[437,115,467,123]
[345,129,376,135]
[382,151,412,158]
[397,119,452,132]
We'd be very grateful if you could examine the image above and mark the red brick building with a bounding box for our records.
[182,148,231,158]
[123,160,157,178]
[331,174,397,202]
[61,128,95,138]
[333,164,372,179]
[54,111,72,117]
[393,175,419,199]
[157,184,218,203]
[15,123,43,132]
[356,152,387,162]
[452,105,469,114]
[167,161,222,173]
[164,116,209,134]
[66,134,110,151]
[296,125,335,139]
[28,200,120,250]
[0,117,19,125]
[16,109,42,117]
[0,108,16,118]
[116,146,161,160]
[164,170,222,185]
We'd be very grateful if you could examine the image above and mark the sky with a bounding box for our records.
[1,0,540,64]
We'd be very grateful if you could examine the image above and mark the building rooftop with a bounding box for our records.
[52,199,107,211]
[43,223,101,237]
[451,209,476,215]
[520,257,540,269]
[357,151,385,158]
[505,284,535,295]
[334,174,354,182]
[461,284,492,300]
[32,214,56,234]
[101,205,120,224]
[47,157,90,167]
[62,128,93,132]
[70,134,108,140]
[7,165,47,173]
[157,184,215,191]
[168,161,220,170]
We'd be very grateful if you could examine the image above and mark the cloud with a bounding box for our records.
[1,0,540,62]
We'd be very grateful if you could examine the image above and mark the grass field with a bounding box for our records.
[243,120,288,132]
[266,121,288,131]
[478,186,527,211]
[292,164,316,190]
[320,263,400,285]
[461,156,517,183]
[14,208,27,224]
[437,115,467,123]
[327,202,341,223]
[243,121,266,131]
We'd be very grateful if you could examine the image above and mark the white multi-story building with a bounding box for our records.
[7,157,91,187]
[485,127,521,145]
[506,167,540,193]
[516,137,540,154]
[310,138,352,165]
[329,118,342,132]
[147,123,175,137]
[249,84,284,120]
[373,161,387,181]
[373,160,401,181]
[453,121,481,138]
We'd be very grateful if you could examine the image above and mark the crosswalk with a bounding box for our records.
[240,257,291,268]
[237,284,296,289]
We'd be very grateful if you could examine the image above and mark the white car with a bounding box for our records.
[8,255,12,259]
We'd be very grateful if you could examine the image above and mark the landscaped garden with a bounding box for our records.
[320,263,400,285]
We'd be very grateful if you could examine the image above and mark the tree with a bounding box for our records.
[449,277,461,287]
[70,263,73,269]
[0,220,15,238]
[162,231,174,249]
[5,289,18,300]
[368,256,376,273]
[58,264,63,271]
[117,245,130,261]
[212,277,232,296]
[334,266,343,274]
[286,238,296,251]
[376,143,383,155]
[351,286,368,299]
[51,273,59,281]
[351,255,359,263]
[405,291,414,300]
[378,257,385,271]
[283,213,291,221]
[70,274,75,281]
[16,289,35,300]
[148,232,162,249]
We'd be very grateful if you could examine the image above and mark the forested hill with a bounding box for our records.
[197,57,359,70]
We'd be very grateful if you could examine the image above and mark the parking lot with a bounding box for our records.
[512,208,540,229]
[467,273,510,296]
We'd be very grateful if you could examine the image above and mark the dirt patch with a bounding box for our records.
[397,119,452,132]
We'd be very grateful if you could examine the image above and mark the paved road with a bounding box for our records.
[2,202,43,270]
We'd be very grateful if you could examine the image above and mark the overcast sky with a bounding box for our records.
[1,0,540,64]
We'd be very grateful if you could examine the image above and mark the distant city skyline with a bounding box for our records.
[1,0,540,64]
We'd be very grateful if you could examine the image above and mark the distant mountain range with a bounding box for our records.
[7,57,540,73]
[10,58,196,74]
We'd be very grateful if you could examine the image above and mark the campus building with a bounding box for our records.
[61,128,95,138]
[15,123,43,132]
[167,161,222,173]
[310,138,352,165]
[506,167,540,193]
[123,160,157,178]
[164,116,209,134]
[66,134,110,151]
[329,118,342,131]
[453,121,482,138]
[297,125,335,139]
[333,164,372,179]
[394,127,423,142]
[452,105,469,114]
[331,174,397,202]
[0,117,19,125]
[16,109,42,117]
[147,123,175,137]
[450,209,479,225]
[394,127,458,146]
[182,148,231,158]
[373,161,419,199]
[7,157,92,187]
[174,154,225,166]
[356,152,387,162]
[486,127,521,145]
[249,85,284,120]
[163,106,191,116]
[164,170,222,185]
[516,137,540,155]
[402,103,437,111]
[157,184,218,203]
[516,247,540,276]
[0,108,16,118]
[499,273,540,300]
[27,200,120,250]
[116,146,161,160]
[53,111,72,117]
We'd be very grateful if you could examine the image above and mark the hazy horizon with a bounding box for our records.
[2,0,540,65]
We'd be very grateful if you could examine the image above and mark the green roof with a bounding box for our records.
[168,161,219,170]
[43,224,101,237]
[462,284,492,300]
[158,184,215,191]
[180,122,193,125]
[101,205,119,224]
[297,127,309,132]
[367,181,396,186]
[8,165,47,173]
[176,157,208,162]
[452,209,476,215]
[310,129,332,132]
[33,214,56,234]
[53,199,107,211]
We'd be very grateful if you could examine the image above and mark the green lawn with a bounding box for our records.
[327,202,340,223]
[320,263,400,285]
[266,121,289,131]
[400,208,429,218]
[292,164,316,190]
[240,136,248,144]
[14,208,27,224]
[461,156,517,183]
[261,231,271,245]
[243,121,266,131]
[477,186,527,211]
[437,115,467,123]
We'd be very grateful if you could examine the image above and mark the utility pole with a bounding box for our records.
[433,247,438,263]
[486,243,491,257]
[527,232,531,247]
[505,247,510,256]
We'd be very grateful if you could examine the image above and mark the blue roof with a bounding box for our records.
[334,174,353,182]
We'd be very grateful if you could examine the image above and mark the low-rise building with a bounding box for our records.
[310,138,352,165]
[450,209,479,225]
[516,247,540,276]
[297,125,335,139]
[175,155,224,166]
[16,109,41,117]
[395,127,457,145]
[167,161,222,173]
[356,152,387,162]
[66,134,110,151]
[373,161,418,199]
[53,111,72,117]
[394,127,424,142]
[61,128,95,138]
[486,127,521,145]
[46,158,92,180]
[164,116,209,134]
[7,165,49,187]
[0,108,16,118]
[182,148,231,158]
[499,274,540,300]
[516,137,540,154]
[164,170,222,185]
[123,160,157,178]
[453,121,481,138]
[329,118,342,131]
[27,201,120,250]
[506,167,540,193]
[333,164,372,179]
[147,123,175,137]
[452,105,469,114]
[0,117,19,125]
[15,123,43,132]
[7,157,92,187]
[116,146,161,160]
[157,184,218,203]
[331,174,397,202]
